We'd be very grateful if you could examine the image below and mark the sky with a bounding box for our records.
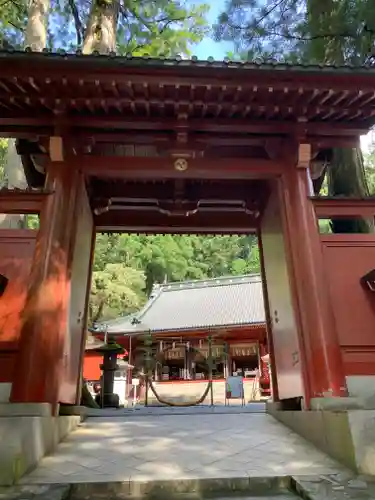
[361,131,374,152]
[191,0,233,60]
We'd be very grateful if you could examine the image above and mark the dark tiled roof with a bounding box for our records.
[103,274,265,334]
[0,49,373,74]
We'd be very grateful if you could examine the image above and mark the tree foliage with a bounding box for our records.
[0,0,209,55]
[215,0,374,233]
[0,139,8,186]
[214,0,375,64]
[91,233,260,322]
[364,141,375,195]
[90,263,146,323]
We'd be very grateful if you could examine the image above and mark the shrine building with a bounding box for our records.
[86,274,270,403]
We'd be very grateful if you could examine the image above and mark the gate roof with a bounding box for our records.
[2,52,375,233]
[1,52,375,138]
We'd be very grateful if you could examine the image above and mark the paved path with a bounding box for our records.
[21,413,345,484]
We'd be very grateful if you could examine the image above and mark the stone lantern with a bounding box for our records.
[94,339,125,408]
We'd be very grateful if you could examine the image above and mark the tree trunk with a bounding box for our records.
[0,0,49,229]
[82,0,119,54]
[328,148,372,233]
[0,140,28,228]
[92,299,105,323]
[25,0,50,51]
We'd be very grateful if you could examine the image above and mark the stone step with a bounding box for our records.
[68,477,294,499]
[2,475,375,500]
[0,478,296,500]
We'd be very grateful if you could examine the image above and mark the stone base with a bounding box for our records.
[59,405,86,418]
[0,405,81,486]
[267,402,375,475]
[95,393,120,408]
[0,383,11,403]
[0,403,53,417]
[310,397,364,411]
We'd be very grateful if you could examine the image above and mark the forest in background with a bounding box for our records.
[1,0,375,322]
[91,234,260,323]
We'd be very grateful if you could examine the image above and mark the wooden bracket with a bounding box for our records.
[297,143,312,169]
[49,136,64,162]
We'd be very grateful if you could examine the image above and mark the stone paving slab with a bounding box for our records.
[20,414,345,485]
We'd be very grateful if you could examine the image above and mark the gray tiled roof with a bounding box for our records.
[104,274,265,334]
[96,314,137,332]
[85,334,105,350]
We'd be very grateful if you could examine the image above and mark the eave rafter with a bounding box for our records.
[2,95,373,123]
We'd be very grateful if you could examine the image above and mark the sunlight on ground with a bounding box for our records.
[20,413,346,484]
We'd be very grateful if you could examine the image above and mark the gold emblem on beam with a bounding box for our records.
[174,158,188,172]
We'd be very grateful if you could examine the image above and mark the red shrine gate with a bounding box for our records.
[1,52,375,412]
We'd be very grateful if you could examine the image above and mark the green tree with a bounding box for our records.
[90,263,146,322]
[364,142,375,195]
[214,0,374,232]
[0,139,8,186]
[90,232,261,322]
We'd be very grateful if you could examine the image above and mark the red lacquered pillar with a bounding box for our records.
[11,163,80,408]
[281,162,347,400]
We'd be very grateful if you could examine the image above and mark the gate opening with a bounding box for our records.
[85,232,272,409]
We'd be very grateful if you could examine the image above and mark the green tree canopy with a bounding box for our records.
[90,263,146,322]
[91,233,261,322]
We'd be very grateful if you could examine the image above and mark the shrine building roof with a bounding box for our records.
[98,274,265,335]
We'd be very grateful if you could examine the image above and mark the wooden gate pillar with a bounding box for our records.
[11,163,82,409]
[281,155,347,400]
